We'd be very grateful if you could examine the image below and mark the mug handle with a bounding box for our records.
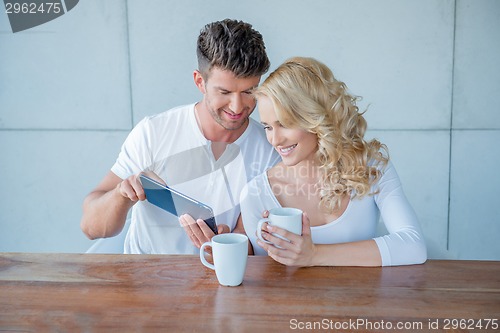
[199,241,215,270]
[257,218,273,244]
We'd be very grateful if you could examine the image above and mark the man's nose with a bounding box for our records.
[229,94,244,114]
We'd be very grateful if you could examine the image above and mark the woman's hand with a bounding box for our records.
[257,211,317,267]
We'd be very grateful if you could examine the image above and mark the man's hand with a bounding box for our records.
[179,214,230,249]
[117,171,164,202]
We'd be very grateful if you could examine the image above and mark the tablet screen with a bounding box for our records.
[139,174,218,234]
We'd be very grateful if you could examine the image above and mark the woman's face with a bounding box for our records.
[258,95,318,166]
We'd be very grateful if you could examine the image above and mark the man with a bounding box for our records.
[81,19,280,254]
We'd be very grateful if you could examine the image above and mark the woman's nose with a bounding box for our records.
[271,128,284,146]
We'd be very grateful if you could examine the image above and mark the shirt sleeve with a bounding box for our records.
[111,117,153,180]
[373,162,427,266]
[240,174,279,256]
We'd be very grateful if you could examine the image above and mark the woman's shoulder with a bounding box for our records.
[370,158,405,196]
[243,169,271,194]
[240,168,277,209]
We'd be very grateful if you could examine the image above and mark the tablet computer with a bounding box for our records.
[139,174,218,234]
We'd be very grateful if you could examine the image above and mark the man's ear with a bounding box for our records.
[193,70,206,94]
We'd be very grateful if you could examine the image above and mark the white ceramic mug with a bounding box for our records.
[257,207,303,246]
[199,233,248,287]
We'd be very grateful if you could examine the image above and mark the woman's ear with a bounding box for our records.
[193,70,206,94]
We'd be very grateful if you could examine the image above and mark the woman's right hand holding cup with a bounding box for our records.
[257,208,317,267]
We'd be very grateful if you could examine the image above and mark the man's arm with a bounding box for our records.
[80,171,145,240]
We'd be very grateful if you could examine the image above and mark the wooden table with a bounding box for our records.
[1,253,499,332]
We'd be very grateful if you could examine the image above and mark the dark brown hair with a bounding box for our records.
[197,19,270,79]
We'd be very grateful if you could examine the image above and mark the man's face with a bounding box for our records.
[197,67,261,131]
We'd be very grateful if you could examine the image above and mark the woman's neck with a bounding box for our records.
[283,159,321,185]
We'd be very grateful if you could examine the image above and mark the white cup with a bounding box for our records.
[199,233,248,287]
[257,207,303,246]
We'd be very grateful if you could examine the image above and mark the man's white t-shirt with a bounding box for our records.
[111,103,280,254]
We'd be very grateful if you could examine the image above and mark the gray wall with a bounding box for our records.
[1,0,499,259]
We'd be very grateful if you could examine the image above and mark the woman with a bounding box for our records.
[240,57,427,267]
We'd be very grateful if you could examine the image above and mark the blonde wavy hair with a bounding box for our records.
[256,57,389,212]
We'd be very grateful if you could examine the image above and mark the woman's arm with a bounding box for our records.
[239,174,278,256]
[258,212,382,267]
[372,162,427,266]
[258,162,427,267]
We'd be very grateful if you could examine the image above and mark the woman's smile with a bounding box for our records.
[277,144,298,156]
